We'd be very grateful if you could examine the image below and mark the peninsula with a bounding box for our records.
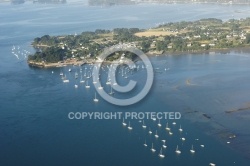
[28,18,250,68]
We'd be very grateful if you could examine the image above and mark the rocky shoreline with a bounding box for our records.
[28,47,250,68]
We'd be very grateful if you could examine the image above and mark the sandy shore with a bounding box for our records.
[28,58,132,68]
[28,60,86,68]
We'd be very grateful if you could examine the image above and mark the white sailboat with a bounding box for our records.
[142,120,146,129]
[86,71,90,79]
[190,145,195,153]
[128,121,132,130]
[151,143,156,152]
[122,118,127,126]
[157,119,161,127]
[169,131,173,135]
[121,68,124,77]
[165,122,170,131]
[209,163,216,166]
[109,86,114,95]
[181,137,186,141]
[85,80,90,88]
[93,92,99,102]
[158,148,165,158]
[149,128,152,134]
[172,122,176,125]
[98,86,103,90]
[84,68,87,77]
[179,125,183,132]
[106,77,111,85]
[175,145,181,154]
[75,72,78,79]
[124,71,128,79]
[74,77,78,88]
[92,74,97,84]
[63,74,69,83]
[143,140,147,147]
[80,75,85,83]
[155,130,159,138]
[164,67,170,71]
[163,142,167,149]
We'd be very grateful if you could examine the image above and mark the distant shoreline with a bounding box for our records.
[88,0,250,6]
[1,0,250,5]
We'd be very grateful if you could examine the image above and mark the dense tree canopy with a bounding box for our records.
[29,18,250,63]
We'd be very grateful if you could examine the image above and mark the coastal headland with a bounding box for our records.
[28,18,250,68]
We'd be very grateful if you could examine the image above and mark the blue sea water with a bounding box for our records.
[1,2,250,166]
